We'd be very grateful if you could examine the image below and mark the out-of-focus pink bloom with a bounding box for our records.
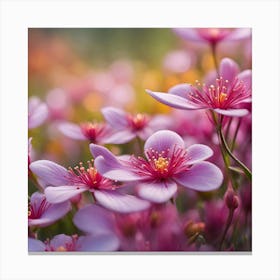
[28,233,119,252]
[101,107,172,144]
[91,130,223,203]
[147,58,251,117]
[163,50,192,73]
[28,192,71,228]
[29,159,150,213]
[28,97,48,129]
[173,28,251,45]
[58,121,114,144]
[109,60,134,84]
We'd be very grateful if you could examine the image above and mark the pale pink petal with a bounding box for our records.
[29,160,70,187]
[58,122,87,140]
[186,144,214,164]
[214,108,249,117]
[219,58,240,83]
[77,234,120,252]
[144,130,185,156]
[138,180,177,203]
[174,162,223,191]
[73,204,115,235]
[94,190,150,213]
[225,28,251,41]
[102,130,136,144]
[146,90,202,110]
[45,185,88,203]
[101,107,129,129]
[168,83,192,98]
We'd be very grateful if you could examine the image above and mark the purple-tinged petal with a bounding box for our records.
[45,185,88,203]
[148,115,172,130]
[168,83,192,98]
[146,89,202,110]
[29,160,70,187]
[90,144,122,165]
[136,127,153,140]
[174,162,223,191]
[58,122,87,140]
[94,156,144,181]
[77,234,120,252]
[73,204,115,235]
[102,130,136,144]
[138,180,177,203]
[173,28,204,42]
[225,28,251,41]
[94,190,150,213]
[101,107,129,130]
[42,200,71,220]
[219,58,240,83]
[237,69,252,91]
[28,238,45,252]
[214,108,249,117]
[186,144,214,165]
[28,97,48,129]
[49,234,73,250]
[144,130,185,156]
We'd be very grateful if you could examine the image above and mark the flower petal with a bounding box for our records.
[58,122,87,140]
[219,58,240,83]
[138,180,177,203]
[174,162,223,191]
[94,190,150,213]
[186,144,214,164]
[144,130,185,156]
[101,107,129,129]
[168,83,192,98]
[214,108,249,117]
[29,160,70,187]
[77,234,120,252]
[225,28,251,41]
[94,156,144,181]
[102,130,136,144]
[146,89,201,110]
[73,204,115,235]
[237,69,252,91]
[28,98,48,129]
[173,28,204,42]
[44,185,88,203]
[28,238,45,252]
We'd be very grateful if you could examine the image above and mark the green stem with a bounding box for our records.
[230,118,242,152]
[219,208,234,250]
[218,126,252,181]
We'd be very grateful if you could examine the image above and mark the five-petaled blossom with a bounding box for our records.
[173,28,251,45]
[28,192,71,228]
[146,58,251,117]
[101,107,171,144]
[91,130,223,203]
[58,121,114,144]
[29,159,150,213]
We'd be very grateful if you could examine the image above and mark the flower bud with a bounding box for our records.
[224,185,239,210]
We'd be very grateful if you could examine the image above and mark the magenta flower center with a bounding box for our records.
[197,28,232,43]
[130,145,190,179]
[68,160,115,190]
[28,198,50,219]
[127,114,149,131]
[189,77,249,109]
[80,122,107,142]
[46,235,79,252]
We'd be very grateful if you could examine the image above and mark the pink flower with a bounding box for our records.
[58,121,113,144]
[91,130,223,203]
[147,58,251,117]
[101,107,171,144]
[28,233,119,252]
[173,28,251,45]
[28,97,48,129]
[29,159,150,213]
[28,192,71,228]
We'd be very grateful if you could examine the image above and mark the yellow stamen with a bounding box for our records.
[56,246,67,252]
[219,92,228,103]
[154,157,169,173]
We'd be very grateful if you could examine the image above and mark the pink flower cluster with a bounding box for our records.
[28,28,251,252]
